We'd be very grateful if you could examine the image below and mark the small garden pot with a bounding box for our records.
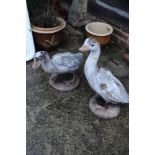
[31,17,66,51]
[85,22,113,45]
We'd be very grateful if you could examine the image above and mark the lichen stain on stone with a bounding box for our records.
[100,83,107,90]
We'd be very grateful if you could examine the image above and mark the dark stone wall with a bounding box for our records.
[88,0,129,32]
[98,0,129,12]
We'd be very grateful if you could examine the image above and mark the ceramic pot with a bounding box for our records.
[31,17,66,51]
[85,22,113,45]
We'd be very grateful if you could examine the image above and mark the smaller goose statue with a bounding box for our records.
[32,51,83,92]
[79,38,129,119]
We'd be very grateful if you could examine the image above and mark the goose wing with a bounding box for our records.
[52,52,83,68]
[95,67,129,103]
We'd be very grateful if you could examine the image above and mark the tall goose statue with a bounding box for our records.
[79,38,129,119]
[32,51,83,92]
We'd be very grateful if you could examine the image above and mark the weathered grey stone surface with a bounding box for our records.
[98,43,129,79]
[68,0,96,27]
[27,24,129,155]
[69,0,88,14]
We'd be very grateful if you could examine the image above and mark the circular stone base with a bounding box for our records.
[49,73,80,92]
[89,94,121,119]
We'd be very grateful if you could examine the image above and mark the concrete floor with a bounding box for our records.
[26,25,129,155]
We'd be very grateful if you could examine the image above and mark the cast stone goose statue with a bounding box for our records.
[32,51,83,91]
[79,38,129,119]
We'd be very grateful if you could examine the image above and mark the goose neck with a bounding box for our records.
[42,55,54,72]
[85,45,100,74]
[87,45,100,65]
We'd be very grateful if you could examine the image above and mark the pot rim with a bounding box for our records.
[31,17,66,34]
[85,22,113,36]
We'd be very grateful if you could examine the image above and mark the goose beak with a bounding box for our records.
[32,59,41,69]
[79,45,89,52]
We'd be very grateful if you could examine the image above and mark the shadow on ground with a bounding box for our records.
[27,24,129,155]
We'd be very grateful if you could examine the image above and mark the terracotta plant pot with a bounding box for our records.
[31,17,66,51]
[85,22,113,45]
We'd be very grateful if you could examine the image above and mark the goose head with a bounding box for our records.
[79,38,100,52]
[32,51,49,69]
